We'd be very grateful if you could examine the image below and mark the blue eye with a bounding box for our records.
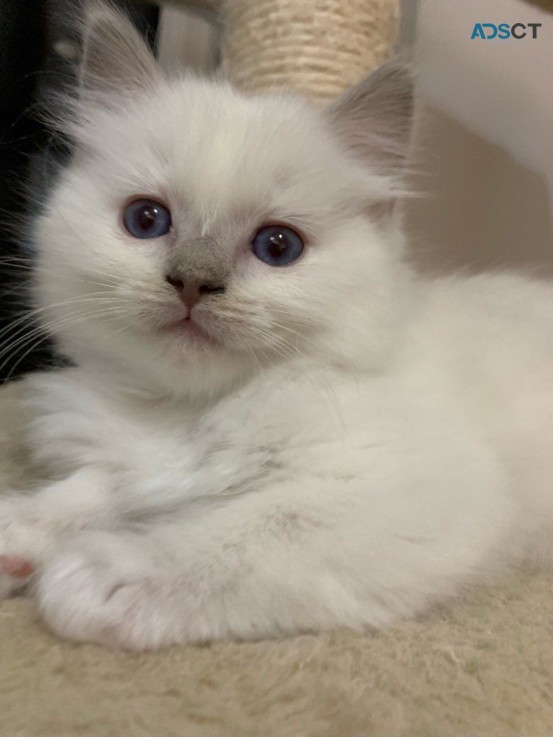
[123,198,172,239]
[252,225,304,267]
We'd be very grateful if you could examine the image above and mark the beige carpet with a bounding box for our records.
[1,380,553,737]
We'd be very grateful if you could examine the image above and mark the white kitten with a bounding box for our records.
[1,3,552,650]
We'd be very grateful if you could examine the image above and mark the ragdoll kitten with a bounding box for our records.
[0,3,552,650]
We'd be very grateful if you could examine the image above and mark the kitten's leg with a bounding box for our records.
[0,467,113,598]
[34,460,513,650]
[36,519,361,650]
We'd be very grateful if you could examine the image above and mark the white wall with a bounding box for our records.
[418,0,553,197]
[407,0,553,272]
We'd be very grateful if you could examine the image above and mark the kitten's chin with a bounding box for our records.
[66,333,251,402]
[159,316,219,349]
[53,310,251,401]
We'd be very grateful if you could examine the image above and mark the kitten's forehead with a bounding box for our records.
[102,80,347,221]
[173,87,333,206]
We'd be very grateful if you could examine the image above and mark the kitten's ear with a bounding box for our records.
[326,58,414,177]
[79,2,160,101]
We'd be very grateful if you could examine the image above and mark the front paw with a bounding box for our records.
[0,555,35,598]
[0,496,46,599]
[36,532,183,650]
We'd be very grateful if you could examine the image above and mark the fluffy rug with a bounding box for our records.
[1,379,552,737]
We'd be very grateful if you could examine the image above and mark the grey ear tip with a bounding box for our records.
[369,55,416,116]
[374,54,416,89]
[325,52,415,175]
[78,0,159,97]
[327,54,415,120]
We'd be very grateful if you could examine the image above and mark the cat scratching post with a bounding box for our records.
[220,0,400,102]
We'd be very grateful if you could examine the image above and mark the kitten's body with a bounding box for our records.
[1,5,552,649]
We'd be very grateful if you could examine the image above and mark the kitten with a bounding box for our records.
[0,2,552,650]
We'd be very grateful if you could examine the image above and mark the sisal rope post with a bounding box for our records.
[220,0,400,102]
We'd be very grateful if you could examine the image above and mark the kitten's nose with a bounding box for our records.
[165,274,225,308]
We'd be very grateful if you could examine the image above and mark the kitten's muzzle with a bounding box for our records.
[165,273,226,309]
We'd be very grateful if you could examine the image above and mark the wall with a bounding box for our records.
[406,0,553,274]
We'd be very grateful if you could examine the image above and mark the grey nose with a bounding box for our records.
[165,274,226,308]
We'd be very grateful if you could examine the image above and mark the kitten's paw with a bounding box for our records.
[0,555,35,597]
[36,532,183,650]
[0,496,46,599]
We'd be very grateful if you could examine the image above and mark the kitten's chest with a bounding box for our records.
[34,366,386,506]
[117,371,353,502]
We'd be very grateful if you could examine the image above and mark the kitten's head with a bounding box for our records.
[34,2,413,398]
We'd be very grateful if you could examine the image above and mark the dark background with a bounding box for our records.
[0,0,159,384]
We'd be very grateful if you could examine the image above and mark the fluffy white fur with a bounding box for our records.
[1,4,552,650]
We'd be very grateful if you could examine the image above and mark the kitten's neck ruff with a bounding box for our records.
[63,344,257,405]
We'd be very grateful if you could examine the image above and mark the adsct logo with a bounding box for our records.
[471,23,542,39]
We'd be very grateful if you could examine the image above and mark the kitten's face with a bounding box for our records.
[33,6,412,398]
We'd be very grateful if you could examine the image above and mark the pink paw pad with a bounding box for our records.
[0,555,35,579]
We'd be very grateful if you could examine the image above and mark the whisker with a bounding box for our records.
[0,294,126,342]
[0,306,130,368]
[2,333,55,382]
